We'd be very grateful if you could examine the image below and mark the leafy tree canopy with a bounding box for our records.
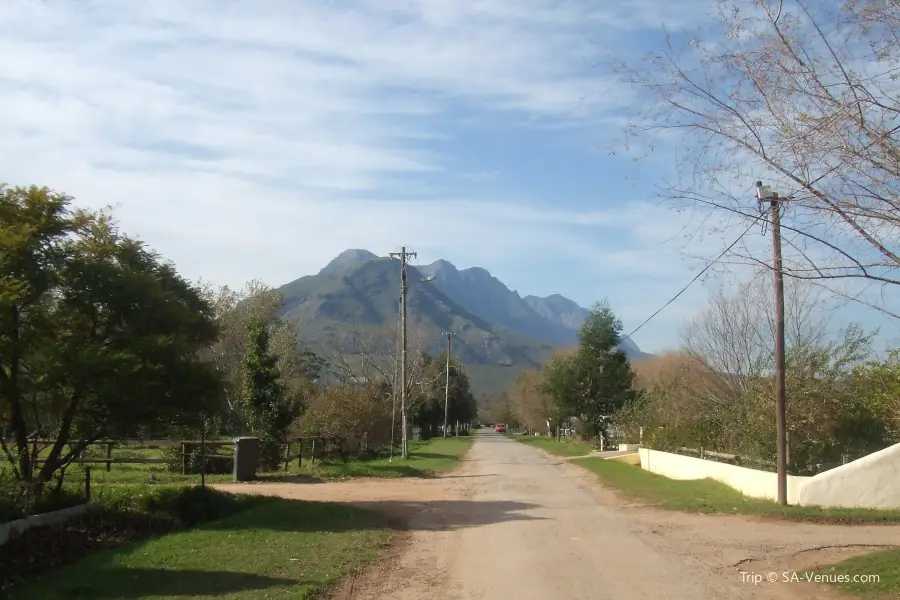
[542,301,636,436]
[0,185,222,490]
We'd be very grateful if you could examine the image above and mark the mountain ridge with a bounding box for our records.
[275,250,651,394]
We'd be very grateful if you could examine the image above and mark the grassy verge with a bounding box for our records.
[573,457,900,524]
[820,547,900,598]
[507,434,595,457]
[8,498,392,600]
[12,436,474,490]
[0,485,264,593]
[286,436,473,479]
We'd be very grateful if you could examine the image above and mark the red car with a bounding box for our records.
[495,424,506,433]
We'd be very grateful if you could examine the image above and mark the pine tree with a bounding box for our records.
[243,315,296,470]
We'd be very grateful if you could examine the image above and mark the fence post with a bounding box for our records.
[181,442,187,475]
[106,442,113,472]
[284,443,291,472]
[298,440,303,469]
[200,425,206,488]
[311,439,316,464]
[84,466,92,501]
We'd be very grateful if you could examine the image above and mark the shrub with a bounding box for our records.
[160,444,233,475]
[0,469,85,524]
[98,485,260,527]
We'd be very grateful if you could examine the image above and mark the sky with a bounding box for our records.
[2,0,898,354]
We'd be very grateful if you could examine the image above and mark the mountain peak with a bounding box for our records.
[319,249,378,275]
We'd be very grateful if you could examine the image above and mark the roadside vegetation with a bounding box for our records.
[509,435,594,458]
[824,548,900,599]
[5,493,391,600]
[574,458,900,525]
[0,186,475,593]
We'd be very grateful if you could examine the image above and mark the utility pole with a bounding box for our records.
[389,299,401,463]
[442,332,455,437]
[390,247,416,459]
[756,181,788,506]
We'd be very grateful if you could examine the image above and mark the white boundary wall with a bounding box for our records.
[799,443,900,509]
[639,448,809,504]
[639,443,900,508]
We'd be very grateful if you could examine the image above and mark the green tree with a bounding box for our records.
[243,315,301,470]
[542,301,636,438]
[0,185,222,495]
[201,281,318,435]
[412,352,476,437]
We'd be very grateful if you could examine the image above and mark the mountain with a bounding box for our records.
[523,294,651,359]
[276,250,652,394]
[319,249,378,275]
[416,261,575,344]
[416,259,651,360]
[277,256,555,369]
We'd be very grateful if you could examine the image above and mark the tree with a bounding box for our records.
[624,271,893,472]
[542,301,637,438]
[618,0,900,316]
[409,351,476,437]
[851,350,900,442]
[0,185,222,496]
[243,315,302,470]
[509,369,558,434]
[489,391,519,429]
[201,281,318,435]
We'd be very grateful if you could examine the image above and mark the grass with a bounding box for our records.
[573,457,900,524]
[821,547,900,598]
[508,434,595,457]
[285,436,473,479]
[2,436,474,490]
[8,498,393,600]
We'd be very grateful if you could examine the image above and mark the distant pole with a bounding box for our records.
[390,246,417,459]
[390,298,401,463]
[442,332,455,437]
[200,416,207,488]
[757,181,788,506]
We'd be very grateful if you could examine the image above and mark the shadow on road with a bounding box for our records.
[205,499,544,533]
[18,568,300,599]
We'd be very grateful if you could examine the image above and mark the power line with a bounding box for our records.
[624,215,763,341]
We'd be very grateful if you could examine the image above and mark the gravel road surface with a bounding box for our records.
[219,431,897,600]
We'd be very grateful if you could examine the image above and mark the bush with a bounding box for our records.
[0,470,86,524]
[0,485,263,593]
[98,485,260,527]
[161,444,233,475]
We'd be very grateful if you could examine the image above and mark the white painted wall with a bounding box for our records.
[639,448,809,504]
[799,443,900,509]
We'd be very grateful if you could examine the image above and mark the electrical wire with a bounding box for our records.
[624,214,764,341]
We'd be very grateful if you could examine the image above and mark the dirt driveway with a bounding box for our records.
[217,432,897,600]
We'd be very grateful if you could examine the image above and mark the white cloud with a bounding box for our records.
[10,0,881,356]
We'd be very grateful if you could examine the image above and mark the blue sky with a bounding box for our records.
[2,0,898,353]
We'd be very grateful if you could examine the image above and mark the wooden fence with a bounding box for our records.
[0,436,344,475]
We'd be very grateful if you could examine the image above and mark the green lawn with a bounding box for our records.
[29,436,474,489]
[573,457,900,524]
[284,436,473,479]
[508,434,595,457]
[8,499,392,600]
[822,547,900,598]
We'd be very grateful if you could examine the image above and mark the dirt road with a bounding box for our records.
[219,432,897,600]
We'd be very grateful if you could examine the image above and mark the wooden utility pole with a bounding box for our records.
[757,181,788,505]
[390,247,416,459]
[442,332,455,438]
